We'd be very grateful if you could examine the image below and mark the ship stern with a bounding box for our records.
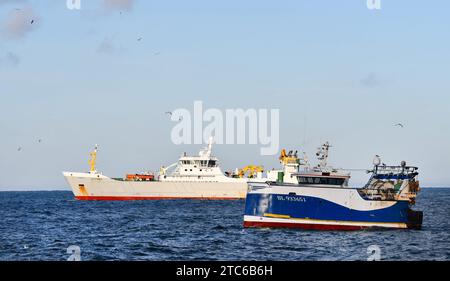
[406,209,423,230]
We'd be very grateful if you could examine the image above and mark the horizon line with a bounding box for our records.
[1,186,450,192]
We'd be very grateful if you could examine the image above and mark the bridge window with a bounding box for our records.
[298,176,345,186]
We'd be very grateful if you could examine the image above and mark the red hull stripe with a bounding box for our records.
[75,196,242,201]
[243,221,371,231]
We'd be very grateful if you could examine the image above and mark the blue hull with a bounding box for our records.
[244,192,423,230]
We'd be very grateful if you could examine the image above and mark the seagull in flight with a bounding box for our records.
[17,146,22,152]
[30,19,34,24]
[394,123,404,128]
[137,37,142,42]
[165,112,182,121]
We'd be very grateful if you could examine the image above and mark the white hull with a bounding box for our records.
[63,172,249,200]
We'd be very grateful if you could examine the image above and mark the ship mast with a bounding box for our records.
[199,136,214,157]
[88,144,98,174]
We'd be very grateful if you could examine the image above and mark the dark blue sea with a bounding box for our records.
[0,189,448,261]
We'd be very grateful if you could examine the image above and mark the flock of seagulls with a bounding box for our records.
[13,7,161,57]
[14,122,405,152]
[17,139,43,152]
[11,6,165,153]
[12,5,405,152]
[165,112,405,127]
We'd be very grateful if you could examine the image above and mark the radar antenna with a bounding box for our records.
[316,142,331,168]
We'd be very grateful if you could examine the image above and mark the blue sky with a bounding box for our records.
[0,0,449,190]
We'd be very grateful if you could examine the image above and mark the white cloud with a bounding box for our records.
[1,5,39,40]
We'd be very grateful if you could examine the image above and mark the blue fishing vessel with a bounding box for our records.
[244,143,422,230]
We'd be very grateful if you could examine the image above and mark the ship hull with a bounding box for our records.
[63,172,248,200]
[243,183,423,230]
[75,196,241,200]
[243,216,409,230]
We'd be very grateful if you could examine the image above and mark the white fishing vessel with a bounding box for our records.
[63,138,267,200]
